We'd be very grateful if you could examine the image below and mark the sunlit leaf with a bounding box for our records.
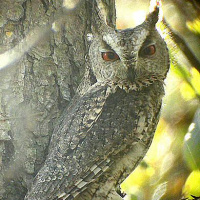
[183,108,200,170]
[170,62,191,81]
[190,68,200,95]
[182,170,200,199]
[186,18,200,35]
[121,161,155,194]
[180,82,196,101]
[152,182,167,200]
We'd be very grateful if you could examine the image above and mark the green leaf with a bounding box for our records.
[183,108,200,170]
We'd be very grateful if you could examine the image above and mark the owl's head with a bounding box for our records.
[89,7,169,85]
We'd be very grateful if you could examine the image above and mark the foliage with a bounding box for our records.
[116,0,200,199]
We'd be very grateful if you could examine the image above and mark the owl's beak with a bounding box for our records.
[125,61,137,83]
[127,68,136,83]
[120,56,137,83]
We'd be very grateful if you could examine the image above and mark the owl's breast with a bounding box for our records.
[85,83,163,158]
[75,82,164,199]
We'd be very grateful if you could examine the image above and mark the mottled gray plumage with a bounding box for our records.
[25,7,169,200]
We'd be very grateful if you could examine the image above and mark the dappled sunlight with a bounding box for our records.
[116,0,148,29]
[63,0,80,10]
[0,26,50,70]
[0,52,11,69]
[130,10,147,26]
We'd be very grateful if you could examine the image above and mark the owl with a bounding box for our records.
[25,6,169,200]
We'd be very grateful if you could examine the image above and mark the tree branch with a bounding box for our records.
[163,18,200,73]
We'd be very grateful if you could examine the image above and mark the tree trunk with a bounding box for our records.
[0,0,115,199]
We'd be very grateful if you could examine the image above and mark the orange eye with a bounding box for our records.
[101,52,120,61]
[141,45,156,56]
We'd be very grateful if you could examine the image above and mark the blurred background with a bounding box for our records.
[115,0,200,199]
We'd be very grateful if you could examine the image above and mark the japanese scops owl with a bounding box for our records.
[25,6,169,200]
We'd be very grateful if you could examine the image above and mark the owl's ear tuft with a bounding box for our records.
[91,0,115,35]
[146,6,159,27]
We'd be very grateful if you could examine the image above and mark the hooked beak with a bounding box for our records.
[123,59,137,83]
[127,68,136,82]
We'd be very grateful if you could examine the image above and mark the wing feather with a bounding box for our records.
[25,83,111,200]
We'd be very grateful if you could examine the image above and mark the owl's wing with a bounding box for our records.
[25,83,112,200]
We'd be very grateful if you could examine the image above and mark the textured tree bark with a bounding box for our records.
[0,0,115,199]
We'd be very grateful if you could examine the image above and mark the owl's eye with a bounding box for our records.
[101,52,120,61]
[141,45,156,56]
